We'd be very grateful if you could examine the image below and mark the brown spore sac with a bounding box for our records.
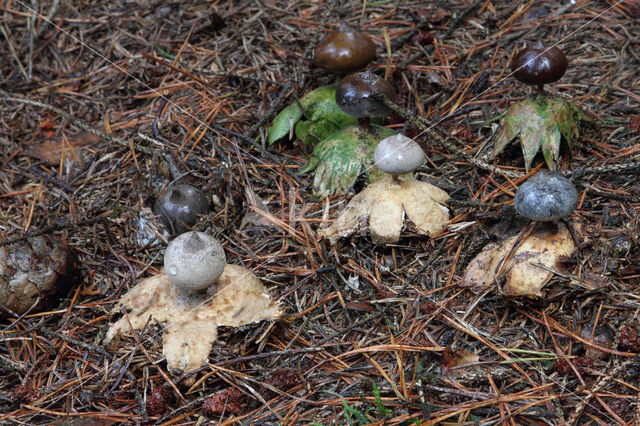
[313,22,376,73]
[511,43,568,86]
[153,184,209,234]
[336,70,396,118]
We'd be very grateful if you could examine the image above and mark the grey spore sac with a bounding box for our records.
[514,171,578,221]
[374,134,425,176]
[153,184,209,234]
[335,70,395,118]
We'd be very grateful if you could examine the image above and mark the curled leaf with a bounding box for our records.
[492,97,590,172]
[268,85,356,147]
[461,221,575,297]
[300,124,396,198]
[320,176,450,244]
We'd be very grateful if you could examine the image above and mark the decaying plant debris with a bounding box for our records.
[1,1,639,424]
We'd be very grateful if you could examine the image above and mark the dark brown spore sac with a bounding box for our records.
[336,71,396,118]
[511,44,568,85]
[313,23,376,73]
[153,184,209,234]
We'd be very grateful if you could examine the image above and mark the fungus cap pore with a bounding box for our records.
[164,231,226,291]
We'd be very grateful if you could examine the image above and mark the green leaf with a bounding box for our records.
[301,124,396,198]
[155,45,175,59]
[323,390,370,425]
[268,85,357,147]
[268,102,303,145]
[492,97,591,172]
[372,384,392,417]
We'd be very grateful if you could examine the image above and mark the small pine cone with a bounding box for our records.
[0,236,72,315]
[619,326,640,353]
[146,387,168,417]
[13,384,39,404]
[259,368,302,400]
[202,388,244,417]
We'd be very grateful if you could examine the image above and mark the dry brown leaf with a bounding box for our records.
[461,222,575,297]
[27,132,99,166]
[320,177,449,245]
[441,347,483,380]
[443,347,480,369]
[105,264,281,373]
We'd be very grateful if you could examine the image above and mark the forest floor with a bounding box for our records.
[1,0,640,424]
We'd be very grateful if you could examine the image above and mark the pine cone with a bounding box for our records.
[0,236,72,315]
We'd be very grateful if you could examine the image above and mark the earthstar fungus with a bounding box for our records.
[461,172,578,297]
[493,42,589,172]
[321,134,450,244]
[105,232,281,374]
[301,71,398,197]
